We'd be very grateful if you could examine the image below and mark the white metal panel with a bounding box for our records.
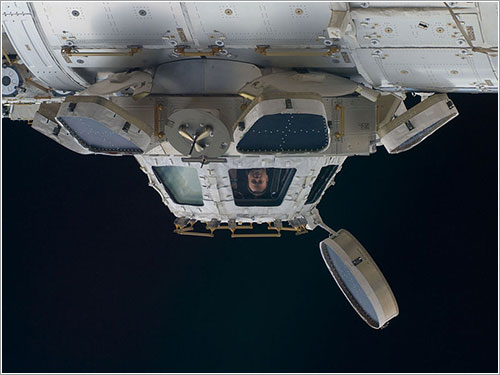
[136,154,346,223]
[353,11,484,48]
[477,2,499,47]
[31,2,192,48]
[1,1,30,15]
[350,2,476,8]
[2,7,87,90]
[183,2,333,47]
[353,48,498,91]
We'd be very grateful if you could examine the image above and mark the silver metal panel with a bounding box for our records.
[31,2,192,48]
[327,97,377,156]
[158,96,246,137]
[183,2,333,47]
[353,11,484,48]
[152,59,261,94]
[354,48,498,91]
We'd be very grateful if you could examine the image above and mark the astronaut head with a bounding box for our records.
[247,168,269,196]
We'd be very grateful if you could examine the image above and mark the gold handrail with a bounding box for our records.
[255,45,340,57]
[268,224,309,236]
[173,221,306,238]
[177,231,214,238]
[25,77,51,93]
[334,104,345,139]
[173,46,223,57]
[154,104,164,138]
[61,47,142,62]
[2,48,13,65]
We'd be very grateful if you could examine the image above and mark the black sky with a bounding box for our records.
[2,93,498,373]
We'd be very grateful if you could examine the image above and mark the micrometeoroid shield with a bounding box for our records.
[55,96,153,154]
[320,229,399,329]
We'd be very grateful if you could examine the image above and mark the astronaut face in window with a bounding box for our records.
[247,168,269,196]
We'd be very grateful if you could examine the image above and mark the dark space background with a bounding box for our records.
[2,94,498,373]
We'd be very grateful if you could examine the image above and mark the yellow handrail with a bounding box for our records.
[255,45,340,57]
[174,46,223,57]
[61,47,142,62]
[334,104,345,139]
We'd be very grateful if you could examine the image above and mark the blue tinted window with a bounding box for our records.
[57,116,142,153]
[237,114,329,153]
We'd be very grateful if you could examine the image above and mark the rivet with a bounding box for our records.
[436,27,444,33]
[224,8,233,15]
[384,27,393,33]
[295,8,304,15]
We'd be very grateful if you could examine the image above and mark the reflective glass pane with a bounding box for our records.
[237,114,329,153]
[229,168,295,206]
[153,166,203,206]
[58,116,142,153]
[323,243,379,326]
[305,165,338,204]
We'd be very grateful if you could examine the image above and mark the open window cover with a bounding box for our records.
[153,166,204,206]
[305,164,338,204]
[320,230,399,329]
[229,168,296,206]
